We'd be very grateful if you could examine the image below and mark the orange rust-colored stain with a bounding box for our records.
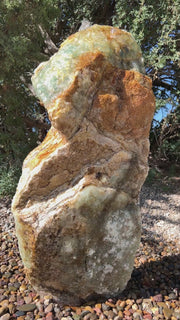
[90,68,155,138]
[93,93,120,131]
[76,51,104,70]
[121,72,155,135]
[27,128,66,170]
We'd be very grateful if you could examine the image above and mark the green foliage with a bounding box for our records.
[0,0,179,197]
[0,164,21,198]
[0,0,116,173]
[113,0,180,112]
[146,168,162,184]
[113,0,180,167]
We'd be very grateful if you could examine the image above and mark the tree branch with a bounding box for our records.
[153,78,175,91]
[38,25,58,56]
[23,116,50,131]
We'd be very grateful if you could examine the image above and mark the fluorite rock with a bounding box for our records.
[12,25,155,305]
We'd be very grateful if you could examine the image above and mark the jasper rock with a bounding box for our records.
[12,25,155,305]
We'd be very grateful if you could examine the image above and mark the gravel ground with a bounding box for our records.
[140,182,180,243]
[0,181,180,320]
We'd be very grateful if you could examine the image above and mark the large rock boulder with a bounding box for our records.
[12,25,155,305]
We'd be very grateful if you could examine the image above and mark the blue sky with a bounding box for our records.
[153,103,172,122]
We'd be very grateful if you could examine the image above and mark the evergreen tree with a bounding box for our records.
[0,0,179,196]
[113,0,180,163]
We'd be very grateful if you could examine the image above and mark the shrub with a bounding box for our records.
[0,164,21,198]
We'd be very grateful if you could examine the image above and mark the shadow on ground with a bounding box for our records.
[119,253,180,300]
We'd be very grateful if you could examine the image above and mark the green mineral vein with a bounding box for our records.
[32,25,144,106]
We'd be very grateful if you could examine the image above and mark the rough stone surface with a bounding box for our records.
[11,25,155,305]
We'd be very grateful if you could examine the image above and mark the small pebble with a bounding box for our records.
[0,307,8,317]
[44,303,53,314]
[168,293,177,300]
[16,311,26,317]
[0,313,10,320]
[8,303,16,314]
[0,300,8,308]
[152,294,163,302]
[133,312,141,320]
[119,301,126,308]
[0,191,179,320]
[107,310,116,319]
[83,314,93,320]
[102,304,111,311]
[99,315,107,320]
[163,307,173,319]
[45,312,54,320]
[72,314,80,320]
[24,296,32,304]
[80,310,91,318]
[118,311,123,319]
[17,304,36,312]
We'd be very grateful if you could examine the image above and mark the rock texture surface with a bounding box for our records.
[12,25,155,305]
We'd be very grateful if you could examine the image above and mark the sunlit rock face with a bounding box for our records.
[12,25,155,305]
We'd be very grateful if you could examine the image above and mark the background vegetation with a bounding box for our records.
[0,0,179,197]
